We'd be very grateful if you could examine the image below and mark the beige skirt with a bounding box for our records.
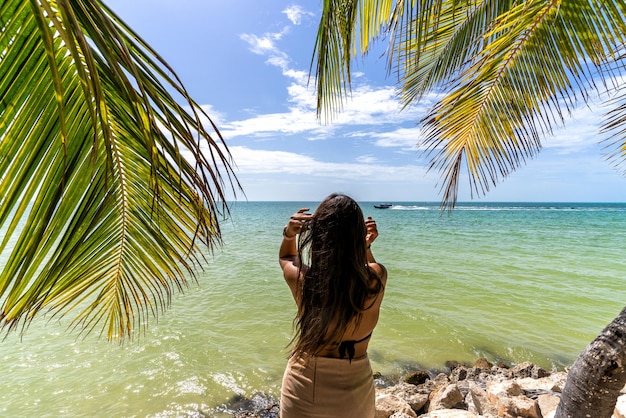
[279,354,375,418]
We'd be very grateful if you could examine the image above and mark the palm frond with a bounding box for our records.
[419,0,626,207]
[601,85,626,175]
[0,0,240,340]
[395,0,518,104]
[313,0,626,209]
[313,0,401,121]
[312,0,356,121]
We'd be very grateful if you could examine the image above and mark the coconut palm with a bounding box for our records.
[312,0,626,416]
[0,0,239,341]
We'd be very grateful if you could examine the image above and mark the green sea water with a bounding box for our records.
[1,201,625,417]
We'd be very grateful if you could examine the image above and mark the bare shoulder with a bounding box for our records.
[368,262,388,287]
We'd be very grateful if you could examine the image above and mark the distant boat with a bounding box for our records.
[374,203,393,209]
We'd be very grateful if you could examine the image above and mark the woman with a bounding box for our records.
[278,193,387,418]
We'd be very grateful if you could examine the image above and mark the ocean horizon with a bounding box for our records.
[1,201,625,416]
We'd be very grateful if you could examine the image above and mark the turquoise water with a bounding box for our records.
[1,201,625,416]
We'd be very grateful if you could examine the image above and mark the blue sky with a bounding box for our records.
[104,0,626,202]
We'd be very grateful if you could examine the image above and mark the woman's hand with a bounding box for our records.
[284,208,312,238]
[365,216,378,246]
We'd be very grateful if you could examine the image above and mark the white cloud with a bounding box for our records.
[219,79,428,141]
[356,155,377,164]
[371,127,423,150]
[228,146,429,182]
[220,109,329,139]
[240,33,276,55]
[266,54,290,70]
[240,29,293,75]
[284,69,310,85]
[543,104,603,153]
[282,5,314,25]
[304,82,436,131]
[198,104,227,127]
[240,25,290,54]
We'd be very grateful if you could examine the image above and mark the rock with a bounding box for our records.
[418,409,479,417]
[233,412,259,418]
[614,394,626,418]
[455,379,471,398]
[534,367,550,379]
[466,381,498,417]
[390,412,416,418]
[537,393,560,417]
[497,395,542,418]
[487,380,541,418]
[486,380,524,400]
[432,373,450,386]
[510,361,549,379]
[474,358,493,369]
[378,382,430,412]
[405,370,430,386]
[516,372,568,394]
[428,384,464,412]
[450,367,469,382]
[376,372,399,388]
[446,360,462,370]
[224,392,279,417]
[376,393,418,418]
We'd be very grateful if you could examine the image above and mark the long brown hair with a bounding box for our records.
[291,194,383,357]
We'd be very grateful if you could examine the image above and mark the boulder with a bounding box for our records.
[486,380,524,400]
[487,380,541,418]
[390,412,416,418]
[233,412,259,418]
[497,395,542,418]
[418,409,479,417]
[376,393,418,418]
[474,358,494,369]
[405,370,431,386]
[614,394,626,418]
[450,367,469,383]
[516,372,568,394]
[510,361,549,379]
[428,384,464,412]
[378,382,430,411]
[537,393,560,417]
[465,381,498,417]
[432,373,451,387]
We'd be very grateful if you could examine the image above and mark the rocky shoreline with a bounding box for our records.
[222,358,626,418]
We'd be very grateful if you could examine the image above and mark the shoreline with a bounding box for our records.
[218,357,626,418]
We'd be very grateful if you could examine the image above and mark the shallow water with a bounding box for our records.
[1,201,625,416]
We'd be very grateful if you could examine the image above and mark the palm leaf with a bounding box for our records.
[313,0,626,208]
[312,0,402,121]
[419,0,626,206]
[602,86,626,175]
[395,0,518,104]
[0,0,240,340]
[312,0,356,121]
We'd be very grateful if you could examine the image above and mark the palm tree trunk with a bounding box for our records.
[556,306,626,418]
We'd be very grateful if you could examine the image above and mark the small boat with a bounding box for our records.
[374,203,393,209]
